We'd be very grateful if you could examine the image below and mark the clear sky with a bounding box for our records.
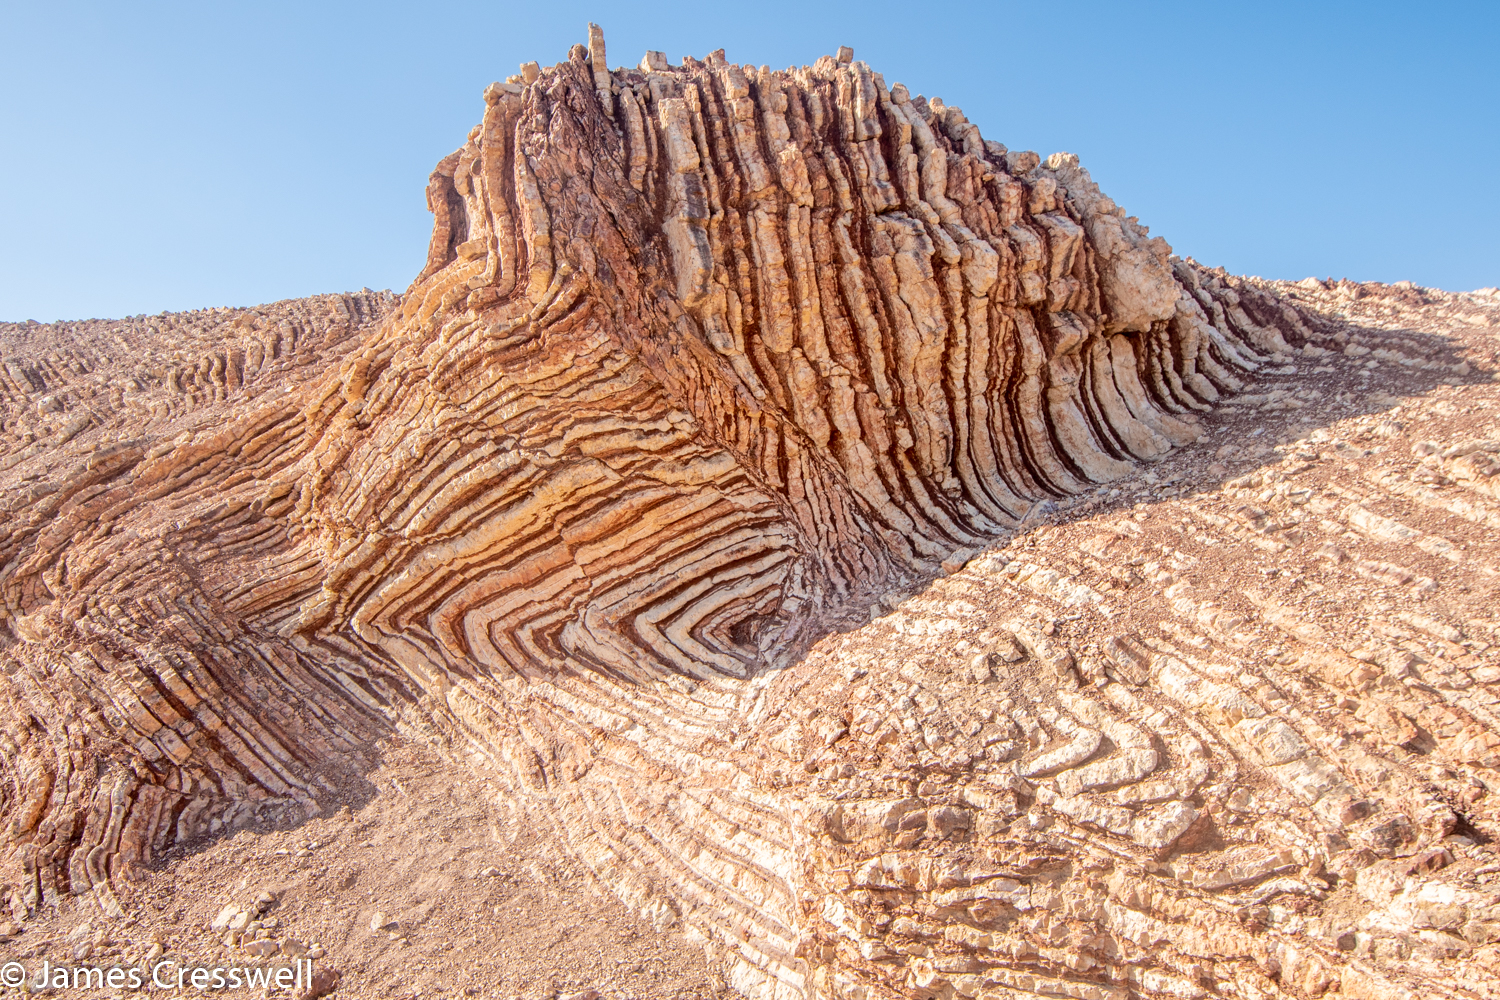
[2,1,1495,322]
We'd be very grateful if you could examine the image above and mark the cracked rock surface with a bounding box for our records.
[3,24,1500,1000]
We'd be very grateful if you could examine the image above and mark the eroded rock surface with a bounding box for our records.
[3,26,1500,1000]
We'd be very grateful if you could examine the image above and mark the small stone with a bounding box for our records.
[369,911,392,932]
[991,634,1026,663]
[1225,787,1255,814]
[298,966,342,1000]
[1132,801,1199,849]
[1407,848,1454,873]
[242,938,280,958]
[282,938,308,959]
[1006,149,1040,174]
[211,904,242,931]
[941,547,978,574]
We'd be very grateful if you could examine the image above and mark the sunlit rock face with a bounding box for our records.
[6,24,1500,1000]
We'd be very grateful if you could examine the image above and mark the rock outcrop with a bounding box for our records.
[4,25,1500,1000]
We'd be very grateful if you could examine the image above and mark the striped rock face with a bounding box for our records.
[7,27,1500,1000]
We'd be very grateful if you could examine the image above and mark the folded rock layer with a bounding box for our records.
[6,26,1497,1000]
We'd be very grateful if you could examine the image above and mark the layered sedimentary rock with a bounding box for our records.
[4,26,1500,1000]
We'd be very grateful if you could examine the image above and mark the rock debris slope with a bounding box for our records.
[4,25,1500,1000]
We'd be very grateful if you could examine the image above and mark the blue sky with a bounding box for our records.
[2,1,1495,321]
